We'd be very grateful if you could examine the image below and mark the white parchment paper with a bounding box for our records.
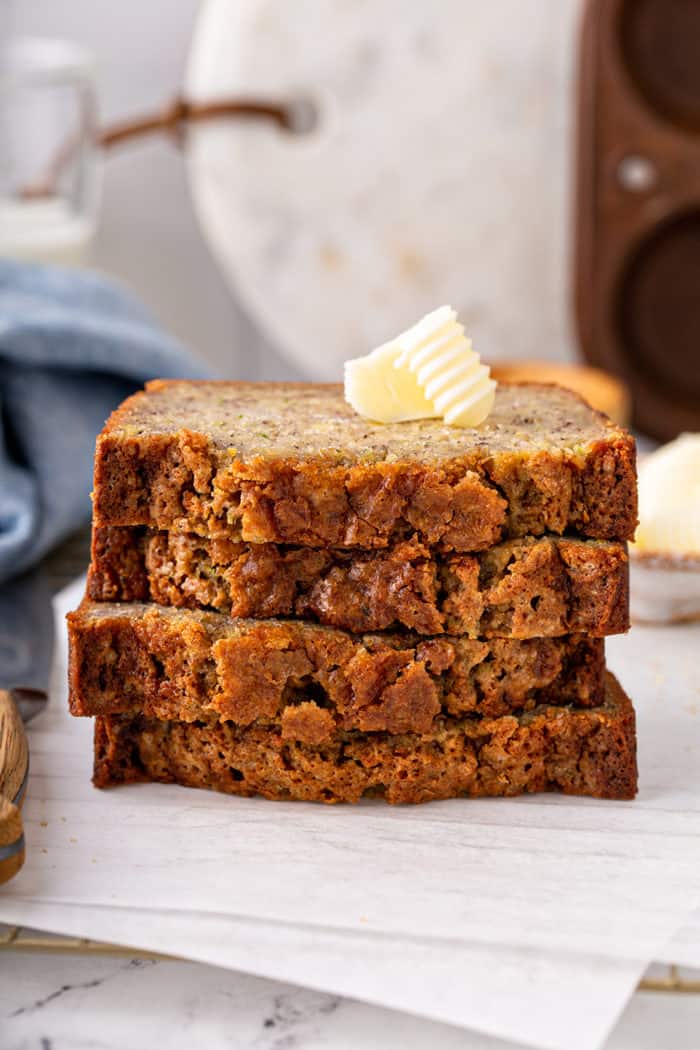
[660,910,700,969]
[0,901,647,1050]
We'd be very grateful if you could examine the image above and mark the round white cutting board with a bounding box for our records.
[185,0,574,379]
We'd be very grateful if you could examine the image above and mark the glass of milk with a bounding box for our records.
[0,37,100,265]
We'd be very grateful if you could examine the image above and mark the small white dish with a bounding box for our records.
[629,434,700,624]
[630,550,700,624]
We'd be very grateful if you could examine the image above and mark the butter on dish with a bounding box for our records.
[630,433,700,623]
[344,305,496,427]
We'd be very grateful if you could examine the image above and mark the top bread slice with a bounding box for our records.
[93,381,637,552]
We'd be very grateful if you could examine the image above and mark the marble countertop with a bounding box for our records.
[3,948,700,1050]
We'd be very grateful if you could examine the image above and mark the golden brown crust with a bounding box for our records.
[88,527,629,638]
[92,672,638,804]
[68,601,606,732]
[92,382,637,550]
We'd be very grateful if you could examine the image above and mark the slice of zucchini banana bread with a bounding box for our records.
[93,381,637,551]
[88,527,629,638]
[67,601,606,732]
[92,671,637,803]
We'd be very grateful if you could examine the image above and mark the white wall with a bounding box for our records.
[6,0,583,380]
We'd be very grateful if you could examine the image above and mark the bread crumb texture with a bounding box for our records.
[93,382,637,551]
[93,672,637,804]
[68,600,607,730]
[89,527,629,638]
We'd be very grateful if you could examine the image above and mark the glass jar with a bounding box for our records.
[0,36,100,265]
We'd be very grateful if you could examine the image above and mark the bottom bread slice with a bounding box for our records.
[94,671,637,804]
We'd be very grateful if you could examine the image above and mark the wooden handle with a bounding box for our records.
[0,796,25,884]
[0,688,29,885]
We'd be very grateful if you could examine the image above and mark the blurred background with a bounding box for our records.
[3,0,699,442]
[2,0,580,380]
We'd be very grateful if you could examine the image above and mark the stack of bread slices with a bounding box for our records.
[67,380,638,804]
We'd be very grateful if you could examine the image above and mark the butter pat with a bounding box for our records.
[635,433,700,556]
[343,341,434,424]
[344,306,496,427]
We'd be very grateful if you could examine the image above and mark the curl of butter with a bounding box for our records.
[635,433,700,556]
[344,306,496,427]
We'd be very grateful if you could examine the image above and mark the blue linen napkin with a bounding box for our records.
[0,260,210,584]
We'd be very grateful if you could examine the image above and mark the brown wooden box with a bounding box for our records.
[575,0,700,439]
